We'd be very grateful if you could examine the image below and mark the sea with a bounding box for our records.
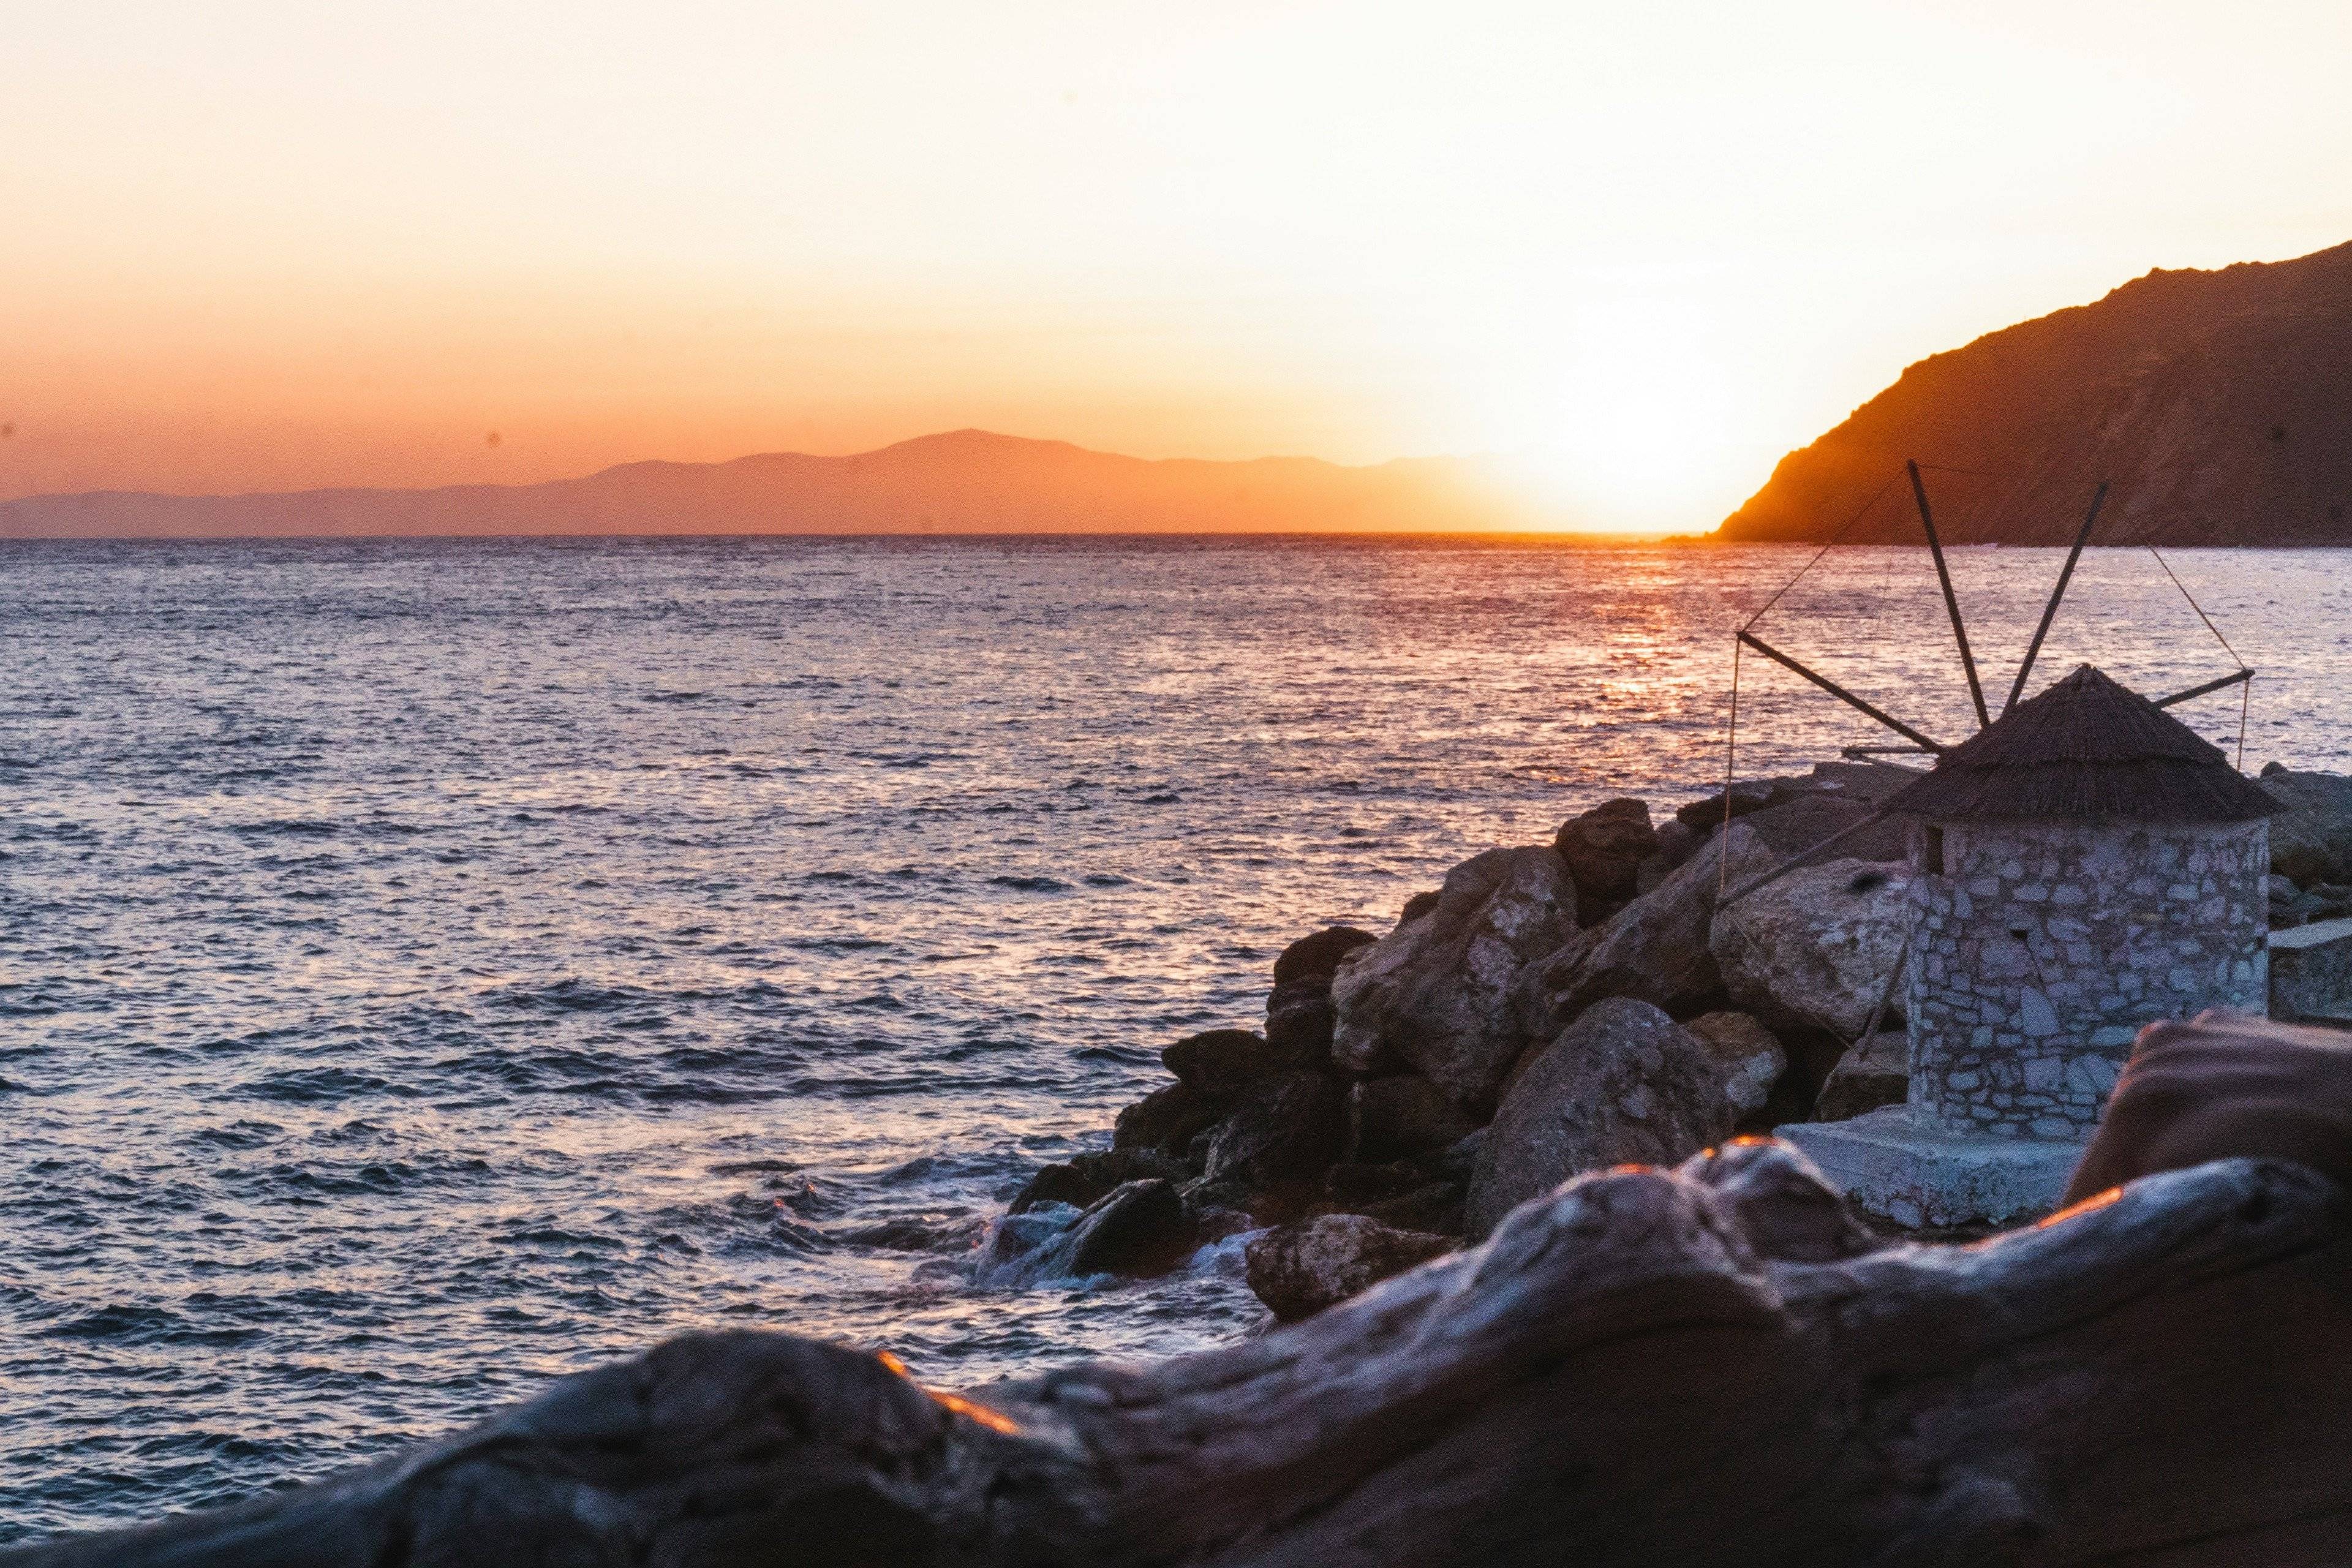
[4,534,2348,1542]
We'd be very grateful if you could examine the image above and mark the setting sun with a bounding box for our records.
[7,1,2352,530]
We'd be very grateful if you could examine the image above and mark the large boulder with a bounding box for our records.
[1008,1148,1188,1214]
[981,1177,1197,1283]
[1272,925,1376,987]
[1063,1180,1192,1276]
[1112,1082,1218,1156]
[1683,1011,1787,1120]
[1243,1213,1451,1322]
[1709,859,1910,1039]
[1345,1074,1482,1164]
[1161,1029,1280,1104]
[1464,998,1732,1239]
[1329,846,1578,1107]
[1735,794,1907,862]
[1553,798,1658,906]
[1513,823,1776,1039]
[1806,760,1915,801]
[1813,1030,1910,1121]
[2262,766,2352,886]
[1199,1069,1346,1192]
[1673,778,1785,827]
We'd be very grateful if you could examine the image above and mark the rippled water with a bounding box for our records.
[3,535,2347,1542]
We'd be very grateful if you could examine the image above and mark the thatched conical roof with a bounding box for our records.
[1880,665,2275,824]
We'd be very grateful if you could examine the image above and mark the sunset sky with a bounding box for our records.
[7,1,2351,529]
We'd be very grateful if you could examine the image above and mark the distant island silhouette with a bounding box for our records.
[0,430,1562,540]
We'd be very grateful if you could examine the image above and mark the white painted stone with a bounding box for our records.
[1774,1108,2078,1229]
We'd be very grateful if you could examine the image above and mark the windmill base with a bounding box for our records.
[1774,1107,2081,1229]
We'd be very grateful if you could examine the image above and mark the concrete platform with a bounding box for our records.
[1774,1107,2082,1229]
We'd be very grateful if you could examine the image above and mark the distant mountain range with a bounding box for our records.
[1717,239,2352,545]
[15,241,2351,544]
[0,430,1558,540]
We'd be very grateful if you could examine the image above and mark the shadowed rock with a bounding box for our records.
[1346,1074,1480,1164]
[1553,798,1657,907]
[1114,1082,1218,1156]
[1272,925,1376,987]
[1264,978,1338,1068]
[1814,1029,1911,1121]
[28,1149,2352,1566]
[1684,1010,1788,1121]
[1009,1148,1189,1215]
[1737,794,1908,862]
[1162,1029,1280,1104]
[1199,1070,1344,1194]
[2263,767,2352,886]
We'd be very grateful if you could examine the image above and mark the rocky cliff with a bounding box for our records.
[1717,240,2352,545]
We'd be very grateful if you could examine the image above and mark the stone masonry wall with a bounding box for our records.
[1905,818,2269,1140]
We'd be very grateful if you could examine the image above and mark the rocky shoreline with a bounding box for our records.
[987,760,2352,1321]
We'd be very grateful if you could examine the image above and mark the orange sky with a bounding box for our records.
[7,1,2352,530]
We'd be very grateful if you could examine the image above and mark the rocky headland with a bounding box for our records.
[992,760,2352,1322]
[1716,238,2352,545]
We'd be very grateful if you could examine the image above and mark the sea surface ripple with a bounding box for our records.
[2,535,2346,1540]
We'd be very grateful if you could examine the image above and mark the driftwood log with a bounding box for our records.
[13,1141,2352,1567]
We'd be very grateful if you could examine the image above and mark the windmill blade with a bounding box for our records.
[1735,630,1947,753]
[2152,668,2253,709]
[2005,481,2108,714]
[1907,460,1991,730]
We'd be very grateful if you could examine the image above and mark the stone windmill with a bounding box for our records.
[1729,463,2271,1226]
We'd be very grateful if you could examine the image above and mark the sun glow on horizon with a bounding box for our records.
[6,1,2352,526]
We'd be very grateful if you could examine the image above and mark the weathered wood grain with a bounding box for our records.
[13,1142,2350,1567]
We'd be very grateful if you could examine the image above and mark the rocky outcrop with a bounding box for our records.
[1329,846,1577,1106]
[1513,824,1776,1039]
[1814,1030,1910,1121]
[1683,1011,1787,1121]
[1716,239,2352,545]
[1465,998,1732,1239]
[1056,766,1928,1295]
[2263,767,2352,888]
[1709,859,1911,1039]
[1242,1215,1453,1322]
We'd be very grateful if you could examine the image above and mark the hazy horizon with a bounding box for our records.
[11,2,2352,532]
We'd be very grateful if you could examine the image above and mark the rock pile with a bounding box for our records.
[1003,761,2352,1320]
[992,763,1926,1312]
